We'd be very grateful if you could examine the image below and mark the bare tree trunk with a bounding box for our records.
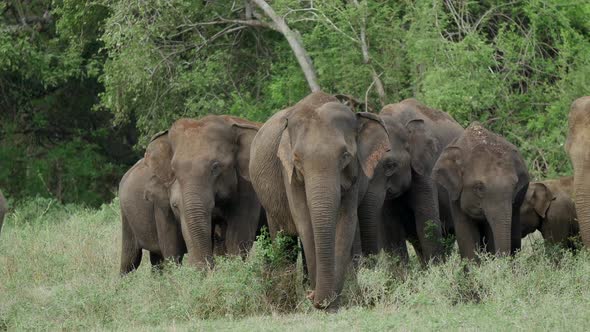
[352,0,386,106]
[244,0,253,19]
[250,0,321,92]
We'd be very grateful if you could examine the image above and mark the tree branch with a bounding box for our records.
[351,0,385,106]
[250,0,321,92]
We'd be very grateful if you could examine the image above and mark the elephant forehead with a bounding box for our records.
[171,118,205,131]
[316,103,355,127]
[382,117,409,142]
[292,111,355,142]
[463,124,511,154]
[469,149,514,170]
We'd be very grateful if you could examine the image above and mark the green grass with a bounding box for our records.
[1,197,589,331]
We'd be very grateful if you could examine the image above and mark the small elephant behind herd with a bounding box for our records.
[117,92,589,311]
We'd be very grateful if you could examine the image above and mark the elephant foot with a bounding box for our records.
[307,290,336,310]
[307,290,326,309]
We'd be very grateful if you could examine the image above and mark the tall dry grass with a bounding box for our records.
[1,197,589,330]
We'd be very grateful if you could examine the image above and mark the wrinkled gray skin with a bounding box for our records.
[566,96,590,247]
[249,92,391,310]
[520,176,579,248]
[357,99,463,263]
[119,150,186,273]
[0,190,6,235]
[119,115,262,273]
[433,122,530,260]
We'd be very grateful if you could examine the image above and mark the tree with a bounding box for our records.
[250,0,320,92]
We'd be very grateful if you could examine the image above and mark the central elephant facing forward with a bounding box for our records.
[433,123,529,259]
[249,92,391,310]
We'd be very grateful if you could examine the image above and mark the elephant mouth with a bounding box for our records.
[465,206,485,220]
[386,188,403,199]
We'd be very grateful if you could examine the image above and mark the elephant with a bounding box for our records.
[433,122,530,259]
[0,190,6,235]
[119,148,186,274]
[520,176,578,248]
[566,96,590,247]
[357,99,464,263]
[119,115,263,273]
[249,91,392,310]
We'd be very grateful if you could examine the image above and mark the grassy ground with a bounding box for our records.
[1,197,589,331]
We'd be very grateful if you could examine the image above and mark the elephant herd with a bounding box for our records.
[118,91,589,310]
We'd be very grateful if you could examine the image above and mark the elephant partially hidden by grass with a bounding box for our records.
[0,190,6,235]
[433,122,530,260]
[119,115,263,274]
[249,91,392,310]
[520,176,579,248]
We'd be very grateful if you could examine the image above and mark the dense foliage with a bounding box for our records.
[2,0,590,205]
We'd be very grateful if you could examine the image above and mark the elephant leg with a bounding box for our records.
[510,206,521,254]
[510,185,526,254]
[438,185,456,256]
[407,236,425,264]
[351,222,362,269]
[300,238,310,285]
[358,188,386,255]
[438,185,455,237]
[150,252,165,272]
[410,175,443,262]
[482,221,495,254]
[451,202,480,260]
[155,207,185,264]
[266,213,283,239]
[382,199,409,263]
[333,188,360,305]
[120,214,142,275]
[284,182,317,290]
[296,229,316,291]
[400,206,426,264]
[224,180,262,258]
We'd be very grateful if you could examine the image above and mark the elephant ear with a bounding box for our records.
[356,112,391,179]
[144,133,174,187]
[433,144,463,201]
[405,119,439,176]
[231,122,260,182]
[144,175,170,208]
[530,183,555,218]
[277,119,295,184]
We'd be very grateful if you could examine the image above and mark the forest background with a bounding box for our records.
[2,0,589,207]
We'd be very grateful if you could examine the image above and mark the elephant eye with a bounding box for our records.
[384,159,398,177]
[340,151,353,170]
[473,181,485,196]
[211,161,222,177]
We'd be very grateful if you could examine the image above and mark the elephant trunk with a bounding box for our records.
[411,175,444,262]
[306,174,340,309]
[358,189,384,255]
[484,200,513,255]
[573,160,590,246]
[181,185,214,268]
